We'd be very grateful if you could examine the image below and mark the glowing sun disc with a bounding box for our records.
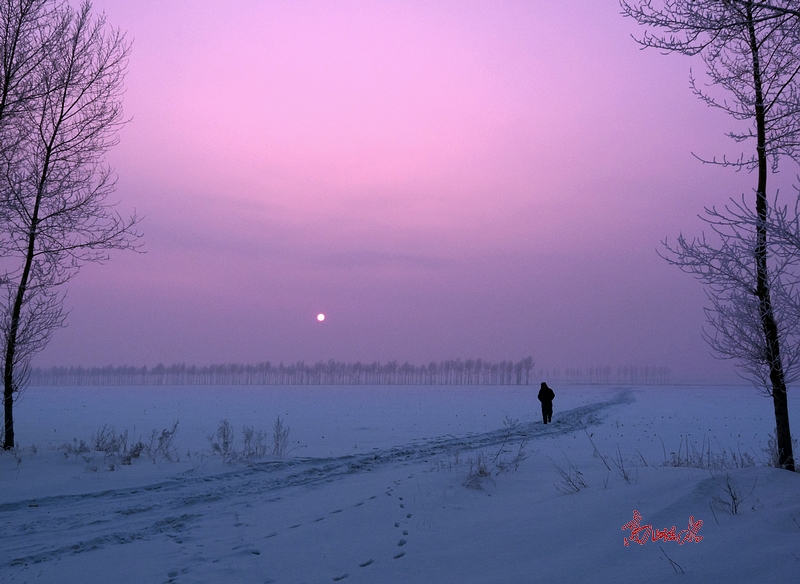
[317,313,325,322]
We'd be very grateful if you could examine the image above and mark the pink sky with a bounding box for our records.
[34,0,796,382]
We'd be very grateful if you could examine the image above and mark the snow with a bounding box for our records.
[1,384,799,583]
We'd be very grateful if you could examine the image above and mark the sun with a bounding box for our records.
[317,313,325,322]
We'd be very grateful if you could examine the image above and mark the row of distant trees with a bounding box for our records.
[540,366,672,386]
[28,358,671,386]
[30,358,536,386]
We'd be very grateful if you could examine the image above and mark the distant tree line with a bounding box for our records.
[29,358,536,386]
[28,358,671,386]
[536,366,672,385]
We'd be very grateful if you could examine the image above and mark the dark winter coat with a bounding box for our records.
[537,383,555,405]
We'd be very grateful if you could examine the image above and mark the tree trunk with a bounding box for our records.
[2,127,50,450]
[2,208,40,449]
[747,5,795,471]
[2,375,13,449]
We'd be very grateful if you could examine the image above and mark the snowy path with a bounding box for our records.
[1,389,632,576]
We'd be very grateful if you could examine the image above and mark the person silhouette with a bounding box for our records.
[537,382,555,424]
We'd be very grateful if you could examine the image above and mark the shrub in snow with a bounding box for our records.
[477,416,530,476]
[663,435,756,470]
[91,424,128,456]
[242,425,268,459]
[463,452,493,489]
[711,472,758,515]
[210,419,236,461]
[145,421,179,463]
[584,429,611,471]
[272,416,290,458]
[762,432,798,468]
[510,438,529,471]
[660,547,685,574]
[210,420,271,462]
[491,417,527,472]
[432,417,529,489]
[763,433,781,467]
[548,454,588,494]
[611,446,637,484]
[125,440,146,464]
[66,423,174,466]
[60,438,91,460]
[88,424,146,465]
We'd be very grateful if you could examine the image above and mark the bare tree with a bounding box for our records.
[621,0,800,470]
[0,1,56,133]
[0,0,139,450]
[665,197,800,385]
[732,2,800,20]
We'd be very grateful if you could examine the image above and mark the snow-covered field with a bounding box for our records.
[1,384,799,583]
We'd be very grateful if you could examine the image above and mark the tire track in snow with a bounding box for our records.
[1,388,633,568]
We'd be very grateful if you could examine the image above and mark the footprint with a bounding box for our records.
[265,532,278,539]
[313,517,325,523]
[289,524,301,529]
[403,530,408,536]
[399,504,405,508]
[397,539,407,546]
[358,559,374,568]
[393,552,406,559]
[406,514,412,518]
[394,522,400,528]
[332,574,349,581]
[330,509,343,514]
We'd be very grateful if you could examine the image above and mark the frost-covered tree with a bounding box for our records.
[733,2,800,19]
[0,0,139,450]
[621,0,800,470]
